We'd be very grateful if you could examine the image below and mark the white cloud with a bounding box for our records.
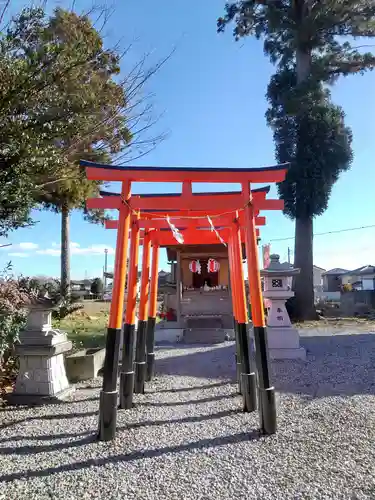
[18,242,39,250]
[71,244,115,256]
[36,248,61,256]
[51,242,80,249]
[36,243,115,257]
[8,252,30,258]
[0,242,39,252]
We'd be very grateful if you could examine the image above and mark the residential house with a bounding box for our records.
[71,279,93,298]
[158,270,172,285]
[313,265,326,293]
[322,268,350,292]
[322,266,375,292]
[104,270,141,289]
[341,266,375,291]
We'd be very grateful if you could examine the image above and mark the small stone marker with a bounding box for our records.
[65,347,106,382]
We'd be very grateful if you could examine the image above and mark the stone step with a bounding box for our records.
[182,328,227,344]
[185,316,223,329]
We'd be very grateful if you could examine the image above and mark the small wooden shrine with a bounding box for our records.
[164,244,248,339]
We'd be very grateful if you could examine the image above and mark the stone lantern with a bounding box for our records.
[260,254,306,360]
[8,295,74,404]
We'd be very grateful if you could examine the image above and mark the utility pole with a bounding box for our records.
[287,247,291,264]
[104,248,108,291]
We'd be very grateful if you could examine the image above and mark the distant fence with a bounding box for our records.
[340,290,375,316]
[72,294,102,301]
[315,291,341,303]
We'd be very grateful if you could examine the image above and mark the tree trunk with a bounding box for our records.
[292,42,316,320]
[295,48,311,82]
[61,205,71,299]
[293,216,317,320]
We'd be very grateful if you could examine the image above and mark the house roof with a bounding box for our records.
[313,265,326,271]
[322,268,350,276]
[158,270,170,276]
[322,265,375,277]
[71,279,92,286]
[344,265,375,276]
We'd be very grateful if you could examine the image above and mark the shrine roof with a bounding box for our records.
[166,243,247,262]
[82,160,288,183]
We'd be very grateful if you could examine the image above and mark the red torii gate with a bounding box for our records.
[90,188,267,406]
[104,221,261,410]
[82,159,288,442]
[91,191,265,410]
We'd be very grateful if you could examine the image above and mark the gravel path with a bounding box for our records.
[1,332,375,500]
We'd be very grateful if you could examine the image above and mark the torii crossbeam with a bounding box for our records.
[82,159,288,442]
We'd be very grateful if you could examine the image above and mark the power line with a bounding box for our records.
[269,224,375,242]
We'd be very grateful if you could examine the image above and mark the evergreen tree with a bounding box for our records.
[12,7,131,297]
[0,7,166,297]
[218,1,375,318]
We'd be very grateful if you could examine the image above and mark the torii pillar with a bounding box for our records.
[119,213,140,409]
[243,182,277,435]
[98,181,131,441]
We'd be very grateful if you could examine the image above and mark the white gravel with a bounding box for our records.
[1,331,375,500]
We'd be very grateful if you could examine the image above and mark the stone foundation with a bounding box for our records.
[266,326,306,360]
[182,328,229,344]
[9,342,74,405]
[182,315,230,344]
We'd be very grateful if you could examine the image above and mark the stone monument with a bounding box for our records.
[260,254,306,360]
[8,294,74,404]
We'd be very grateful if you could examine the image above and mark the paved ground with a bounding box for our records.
[1,330,375,499]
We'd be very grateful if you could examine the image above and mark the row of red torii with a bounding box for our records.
[83,159,288,442]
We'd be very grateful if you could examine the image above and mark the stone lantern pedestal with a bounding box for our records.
[8,297,74,405]
[260,254,306,360]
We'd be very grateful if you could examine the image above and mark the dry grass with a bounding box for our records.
[81,300,111,316]
[294,317,375,331]
[54,300,161,350]
[54,304,109,350]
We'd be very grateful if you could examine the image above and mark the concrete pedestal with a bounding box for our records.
[267,326,306,360]
[7,306,74,405]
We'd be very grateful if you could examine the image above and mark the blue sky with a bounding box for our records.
[1,0,375,278]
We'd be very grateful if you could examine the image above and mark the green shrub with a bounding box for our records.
[0,264,31,368]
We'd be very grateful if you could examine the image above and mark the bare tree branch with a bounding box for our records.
[61,44,176,164]
[0,0,11,25]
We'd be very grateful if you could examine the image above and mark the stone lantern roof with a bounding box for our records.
[260,254,300,277]
[22,292,62,310]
